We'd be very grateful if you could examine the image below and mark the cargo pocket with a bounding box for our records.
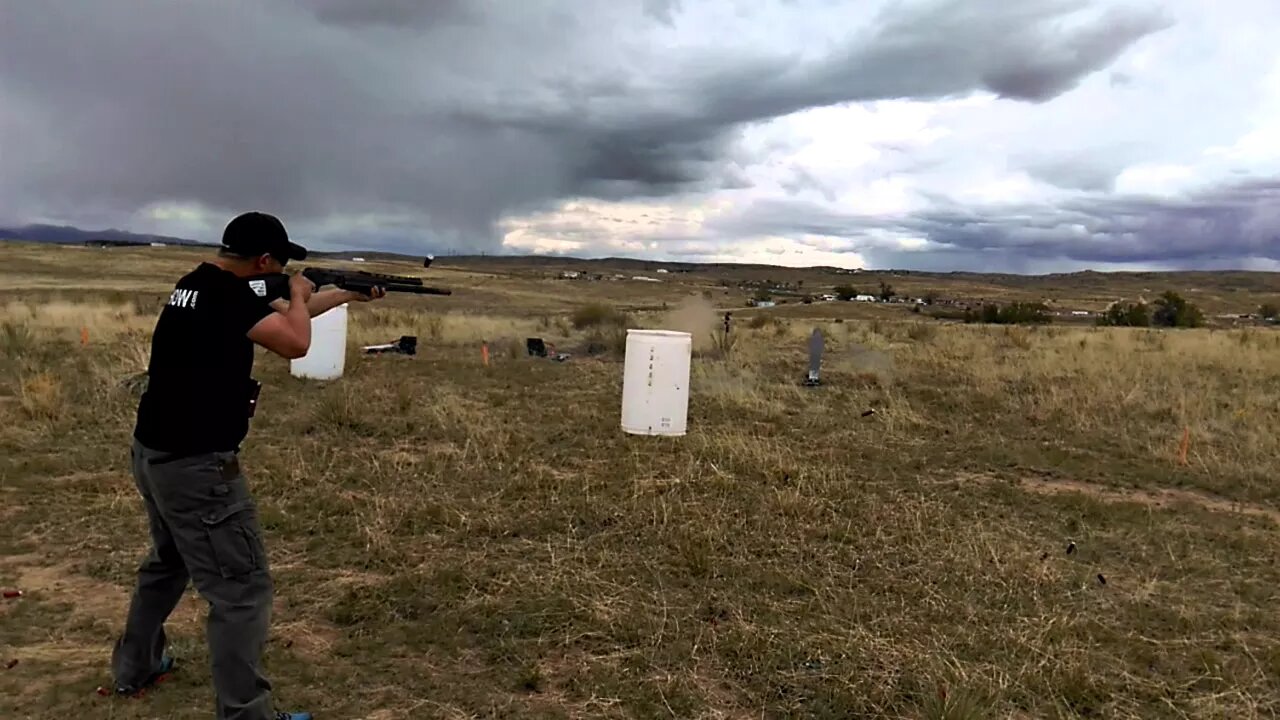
[202,499,262,579]
[215,453,241,482]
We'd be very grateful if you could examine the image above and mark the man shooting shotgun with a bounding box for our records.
[114,211,389,720]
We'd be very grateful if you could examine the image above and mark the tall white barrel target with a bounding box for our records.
[290,303,349,380]
[621,329,692,436]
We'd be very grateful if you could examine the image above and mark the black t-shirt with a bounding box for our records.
[133,262,275,455]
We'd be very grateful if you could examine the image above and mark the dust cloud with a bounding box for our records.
[843,339,896,383]
[662,295,720,352]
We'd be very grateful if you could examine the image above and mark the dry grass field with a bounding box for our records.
[2,241,1280,719]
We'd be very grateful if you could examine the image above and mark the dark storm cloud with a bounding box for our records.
[1022,159,1123,192]
[705,178,1280,270]
[297,0,478,28]
[642,0,684,26]
[0,0,1170,250]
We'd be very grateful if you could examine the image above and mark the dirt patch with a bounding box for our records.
[43,471,121,484]
[0,553,213,634]
[7,557,128,617]
[4,640,108,666]
[1022,477,1280,524]
[0,557,134,705]
[0,490,20,523]
[0,553,143,654]
[0,641,110,711]
[957,472,1280,524]
[271,618,343,663]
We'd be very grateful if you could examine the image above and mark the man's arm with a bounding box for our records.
[270,287,385,317]
[249,275,314,358]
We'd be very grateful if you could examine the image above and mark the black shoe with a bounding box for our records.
[114,655,175,697]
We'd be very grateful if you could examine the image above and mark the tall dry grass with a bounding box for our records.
[0,301,152,441]
[1,299,152,343]
[890,324,1280,488]
[5,299,1276,490]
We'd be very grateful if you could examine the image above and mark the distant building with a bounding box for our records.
[854,294,877,302]
[84,239,150,248]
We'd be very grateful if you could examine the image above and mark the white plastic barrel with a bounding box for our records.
[290,303,348,380]
[621,329,692,436]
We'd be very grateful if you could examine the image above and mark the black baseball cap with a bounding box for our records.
[221,211,307,264]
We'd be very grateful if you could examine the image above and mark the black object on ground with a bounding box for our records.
[363,336,417,355]
[804,327,824,386]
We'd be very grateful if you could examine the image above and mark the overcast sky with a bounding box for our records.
[2,0,1278,271]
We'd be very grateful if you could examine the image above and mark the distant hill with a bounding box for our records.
[2,224,1278,300]
[0,223,210,247]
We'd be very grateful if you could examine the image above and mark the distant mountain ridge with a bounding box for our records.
[4,224,1278,285]
[0,223,211,247]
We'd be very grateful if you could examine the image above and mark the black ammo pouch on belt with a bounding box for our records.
[246,379,262,418]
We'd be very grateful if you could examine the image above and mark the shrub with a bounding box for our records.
[923,307,969,321]
[709,326,739,358]
[19,371,64,421]
[570,303,629,330]
[907,323,937,342]
[537,315,571,335]
[582,326,627,356]
[1151,291,1203,328]
[1096,302,1151,327]
[2,321,35,358]
[1092,292,1201,328]
[963,302,1052,325]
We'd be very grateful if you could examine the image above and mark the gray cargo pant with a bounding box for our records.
[112,438,276,720]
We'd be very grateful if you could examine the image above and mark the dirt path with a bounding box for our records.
[1024,477,1280,523]
[957,472,1280,524]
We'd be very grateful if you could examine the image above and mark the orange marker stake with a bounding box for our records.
[81,327,89,346]
[1178,426,1190,466]
[482,342,490,367]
